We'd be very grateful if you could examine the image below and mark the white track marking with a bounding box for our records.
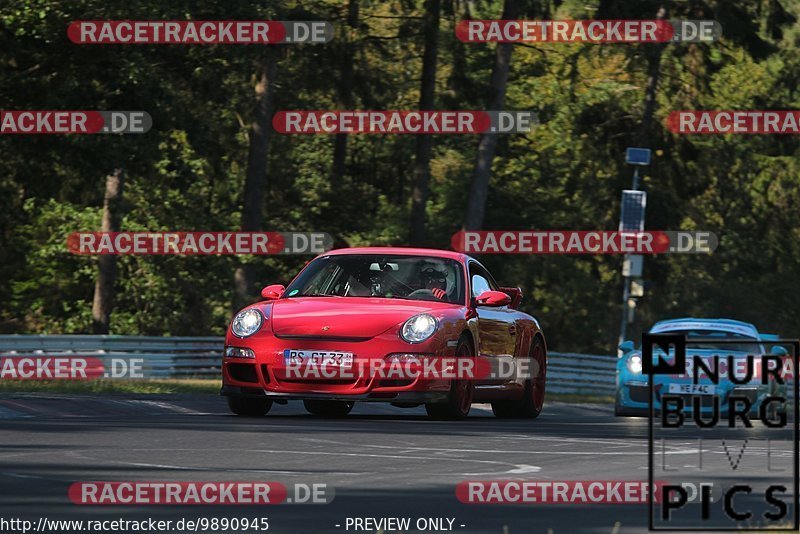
[273,439,691,456]
[66,447,535,475]
[0,471,47,480]
[63,450,366,477]
[126,400,211,414]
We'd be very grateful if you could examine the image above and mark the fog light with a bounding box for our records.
[225,346,255,359]
[385,353,427,364]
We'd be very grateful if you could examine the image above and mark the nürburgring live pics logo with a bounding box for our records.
[645,333,799,530]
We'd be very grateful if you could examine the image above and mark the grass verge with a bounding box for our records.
[0,378,222,395]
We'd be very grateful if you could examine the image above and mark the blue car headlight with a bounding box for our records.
[627,354,643,374]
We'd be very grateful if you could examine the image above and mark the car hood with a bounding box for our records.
[269,297,451,339]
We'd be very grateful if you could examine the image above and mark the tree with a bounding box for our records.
[331,0,360,185]
[462,0,516,231]
[409,0,441,245]
[91,168,124,334]
[234,50,280,306]
[1,0,799,352]
[640,6,668,143]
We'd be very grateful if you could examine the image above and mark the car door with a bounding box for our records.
[469,262,517,384]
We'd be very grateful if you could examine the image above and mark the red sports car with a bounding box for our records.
[221,247,546,420]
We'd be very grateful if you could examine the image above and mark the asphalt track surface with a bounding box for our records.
[0,394,794,533]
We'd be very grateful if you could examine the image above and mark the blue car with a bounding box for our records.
[615,318,787,417]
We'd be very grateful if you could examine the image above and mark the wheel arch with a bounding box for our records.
[532,331,547,355]
[460,328,477,353]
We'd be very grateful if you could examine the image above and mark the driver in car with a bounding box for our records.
[420,266,449,301]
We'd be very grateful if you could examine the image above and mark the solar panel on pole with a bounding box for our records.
[619,190,647,232]
[625,147,652,166]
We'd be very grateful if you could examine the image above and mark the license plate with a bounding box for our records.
[668,383,716,395]
[283,350,353,367]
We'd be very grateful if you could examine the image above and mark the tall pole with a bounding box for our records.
[617,6,665,354]
[617,166,641,354]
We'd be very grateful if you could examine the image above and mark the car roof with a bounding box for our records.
[650,317,759,337]
[323,247,471,263]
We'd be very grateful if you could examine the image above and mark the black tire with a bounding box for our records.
[303,400,354,417]
[491,336,546,419]
[227,396,272,416]
[491,398,520,419]
[425,337,474,420]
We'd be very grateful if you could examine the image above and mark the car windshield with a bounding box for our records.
[654,329,763,354]
[283,254,466,304]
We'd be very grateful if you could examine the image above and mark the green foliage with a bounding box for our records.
[0,378,221,394]
[1,0,799,353]
[8,199,100,333]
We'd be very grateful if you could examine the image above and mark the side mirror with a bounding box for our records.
[618,340,635,353]
[475,290,511,307]
[771,345,789,357]
[260,284,285,300]
[498,286,523,309]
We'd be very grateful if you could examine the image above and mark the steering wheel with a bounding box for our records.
[407,289,444,302]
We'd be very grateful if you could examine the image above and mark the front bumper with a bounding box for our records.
[617,379,774,414]
[222,331,455,398]
[221,385,448,403]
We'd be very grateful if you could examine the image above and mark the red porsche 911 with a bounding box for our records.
[221,247,546,420]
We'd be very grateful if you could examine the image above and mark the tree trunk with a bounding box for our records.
[445,0,470,106]
[408,0,441,245]
[234,52,279,306]
[640,6,668,142]
[91,168,124,334]
[331,0,359,184]
[462,0,516,231]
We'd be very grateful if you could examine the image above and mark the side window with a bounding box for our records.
[469,264,496,298]
[471,274,491,298]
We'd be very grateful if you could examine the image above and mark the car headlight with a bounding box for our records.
[400,314,438,343]
[231,309,263,338]
[627,354,643,374]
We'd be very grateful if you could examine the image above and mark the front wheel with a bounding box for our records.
[303,400,354,417]
[227,396,272,416]
[425,337,474,420]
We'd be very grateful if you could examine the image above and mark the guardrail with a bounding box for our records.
[0,335,223,378]
[547,352,616,395]
[2,336,791,400]
[0,335,617,389]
